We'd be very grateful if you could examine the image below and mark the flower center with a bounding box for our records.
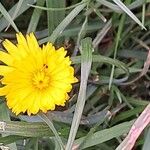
[32,65,50,90]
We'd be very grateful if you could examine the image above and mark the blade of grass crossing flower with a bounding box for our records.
[39,1,87,44]
[5,0,24,31]
[0,2,19,32]
[38,113,65,150]
[109,0,131,89]
[27,0,45,33]
[65,38,92,150]
[0,102,17,150]
[0,0,35,32]
[113,0,146,30]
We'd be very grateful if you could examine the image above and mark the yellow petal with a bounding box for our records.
[0,66,14,75]
[16,32,27,45]
[0,51,13,65]
[26,33,39,52]
[3,39,18,55]
[0,86,8,96]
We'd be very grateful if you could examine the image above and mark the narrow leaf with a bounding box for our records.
[65,38,93,150]
[0,102,17,150]
[5,0,24,31]
[0,2,19,32]
[116,103,150,150]
[0,0,35,32]
[113,0,146,29]
[38,113,65,149]
[27,0,45,33]
[39,2,87,44]
[75,120,134,149]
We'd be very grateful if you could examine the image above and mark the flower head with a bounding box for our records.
[0,33,78,115]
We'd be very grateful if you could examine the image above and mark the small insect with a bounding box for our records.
[43,64,48,69]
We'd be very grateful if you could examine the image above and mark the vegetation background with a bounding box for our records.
[0,0,150,149]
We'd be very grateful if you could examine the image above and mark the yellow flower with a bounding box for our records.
[0,33,78,115]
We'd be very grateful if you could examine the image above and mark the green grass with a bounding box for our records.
[0,0,150,149]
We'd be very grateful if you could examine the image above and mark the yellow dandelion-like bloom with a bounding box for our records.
[0,33,78,115]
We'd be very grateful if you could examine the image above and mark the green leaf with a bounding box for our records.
[0,2,19,32]
[5,0,24,31]
[112,106,144,125]
[75,120,134,149]
[96,0,147,13]
[142,127,150,150]
[0,102,17,150]
[0,121,52,137]
[0,0,35,32]
[46,0,66,36]
[28,1,84,11]
[0,135,25,145]
[113,0,146,29]
[39,1,87,44]
[38,113,65,149]
[27,0,45,33]
[71,54,129,82]
[79,111,110,149]
[65,38,93,150]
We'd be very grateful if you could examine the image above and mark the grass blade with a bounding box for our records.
[39,1,87,44]
[75,120,134,149]
[109,0,132,89]
[71,54,129,80]
[46,0,66,36]
[38,113,65,149]
[0,2,19,32]
[96,0,147,13]
[116,103,150,150]
[0,121,51,137]
[28,2,84,11]
[79,111,110,149]
[65,38,93,150]
[0,102,17,150]
[142,127,150,150]
[113,0,146,29]
[0,0,35,32]
[27,0,45,33]
[92,19,112,48]
[5,0,24,31]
